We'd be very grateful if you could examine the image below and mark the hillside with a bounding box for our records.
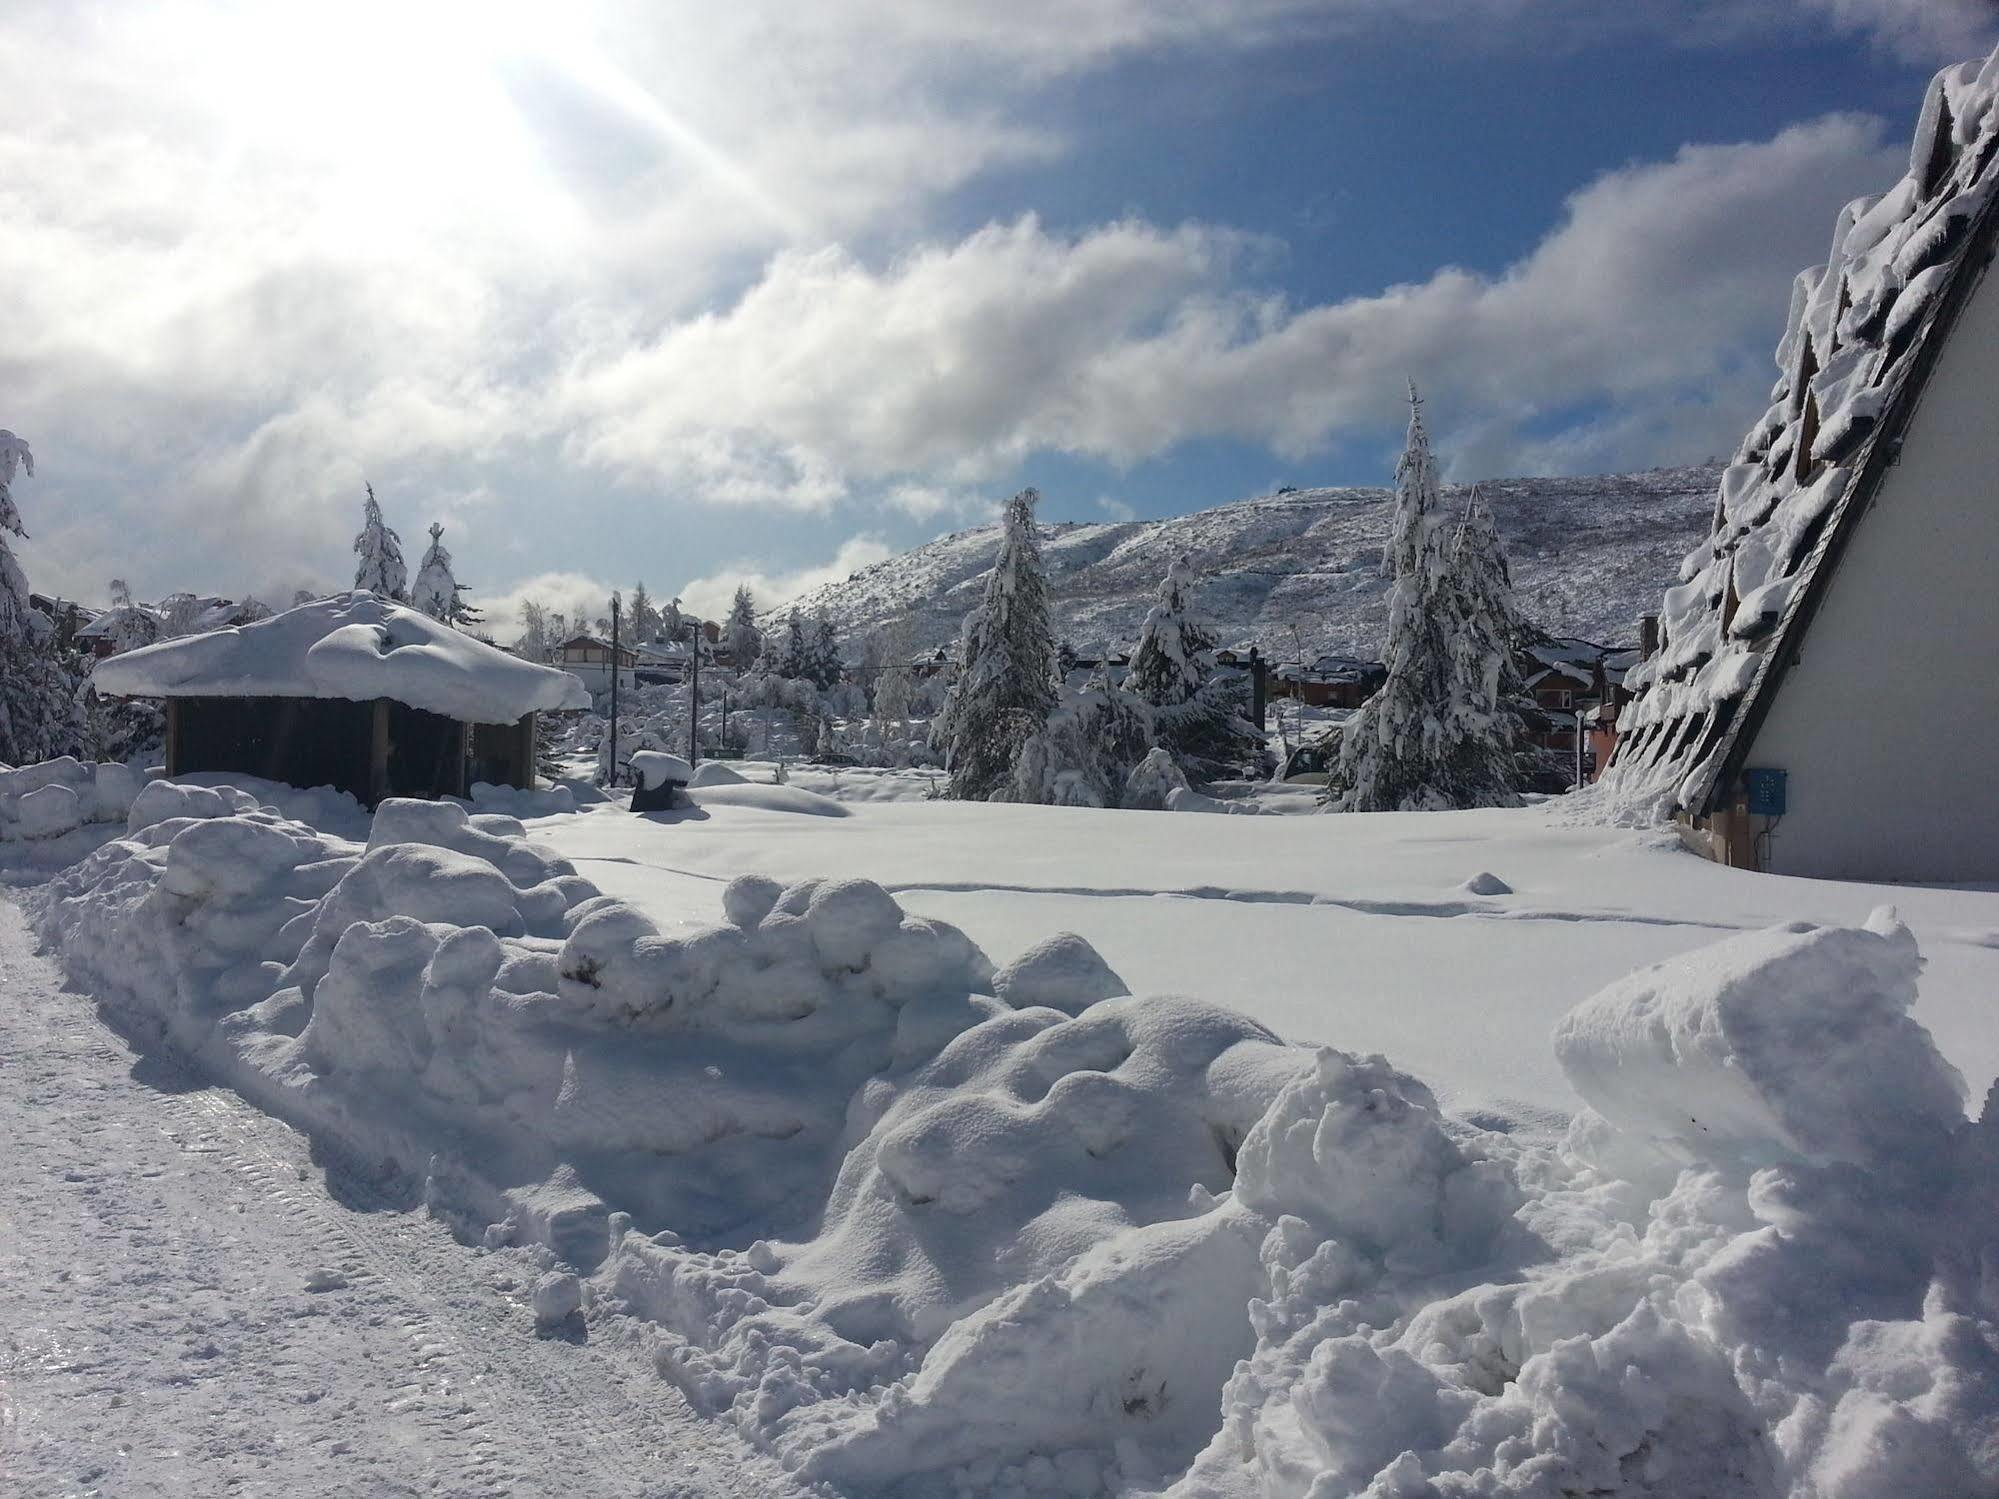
[782,467,1720,661]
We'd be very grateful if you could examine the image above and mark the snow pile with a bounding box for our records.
[0,756,149,876]
[615,989,1310,1490]
[25,784,1999,1495]
[687,782,850,818]
[689,760,748,786]
[1172,908,1999,1498]
[91,590,590,722]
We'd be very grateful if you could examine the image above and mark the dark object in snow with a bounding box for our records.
[628,750,692,812]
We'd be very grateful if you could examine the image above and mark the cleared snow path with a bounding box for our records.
[0,899,803,1499]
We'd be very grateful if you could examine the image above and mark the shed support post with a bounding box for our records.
[519,713,536,790]
[369,699,390,806]
[164,698,182,777]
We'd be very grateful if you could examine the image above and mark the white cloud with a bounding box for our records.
[0,0,1963,610]
[562,114,1904,490]
[673,536,898,622]
[1795,0,1999,61]
[1098,496,1139,521]
[477,571,621,647]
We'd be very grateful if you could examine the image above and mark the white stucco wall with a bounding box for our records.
[1745,253,1999,882]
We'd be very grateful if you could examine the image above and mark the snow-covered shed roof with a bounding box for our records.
[92,591,590,722]
[1605,45,1999,816]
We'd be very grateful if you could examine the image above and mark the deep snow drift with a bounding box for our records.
[25,782,1999,1496]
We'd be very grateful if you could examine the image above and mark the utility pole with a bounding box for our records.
[609,592,621,787]
[689,622,702,767]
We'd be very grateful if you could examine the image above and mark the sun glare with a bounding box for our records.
[170,0,796,254]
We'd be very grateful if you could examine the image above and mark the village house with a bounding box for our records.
[1269,655,1386,710]
[557,633,638,696]
[1604,54,1999,880]
[91,591,589,805]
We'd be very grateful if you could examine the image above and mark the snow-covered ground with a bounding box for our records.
[532,777,1999,1124]
[8,770,1999,1495]
[0,899,804,1499]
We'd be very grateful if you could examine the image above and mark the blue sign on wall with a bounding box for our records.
[1742,767,1787,817]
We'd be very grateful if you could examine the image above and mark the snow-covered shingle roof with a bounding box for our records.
[92,591,590,722]
[1605,45,1999,816]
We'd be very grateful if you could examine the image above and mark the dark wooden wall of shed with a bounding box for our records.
[166,696,376,802]
[164,697,536,805]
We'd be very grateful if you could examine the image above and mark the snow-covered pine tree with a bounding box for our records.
[411,522,459,622]
[1128,554,1257,781]
[1329,391,1523,812]
[776,610,809,680]
[0,430,37,641]
[810,613,841,691]
[1011,662,1153,807]
[725,586,760,670]
[352,484,408,600]
[0,429,88,766]
[1444,487,1537,780]
[933,487,1058,800]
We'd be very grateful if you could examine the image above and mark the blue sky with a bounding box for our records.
[4,0,1994,631]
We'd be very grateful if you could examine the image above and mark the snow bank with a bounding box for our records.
[1172,907,1999,1499]
[688,760,747,786]
[24,783,1999,1496]
[688,782,850,818]
[0,756,152,879]
[91,590,590,722]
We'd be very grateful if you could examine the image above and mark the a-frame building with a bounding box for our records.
[1604,47,1999,882]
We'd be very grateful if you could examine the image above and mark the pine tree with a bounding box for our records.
[725,586,760,670]
[810,613,841,690]
[777,610,809,680]
[933,487,1057,800]
[0,429,88,767]
[1330,391,1523,812]
[1128,554,1256,780]
[630,582,659,644]
[1380,380,1432,581]
[0,430,37,642]
[352,484,408,600]
[411,522,459,622]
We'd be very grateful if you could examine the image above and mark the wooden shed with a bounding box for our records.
[92,591,590,806]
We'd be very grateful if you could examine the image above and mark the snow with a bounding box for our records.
[91,590,590,722]
[12,762,1999,1494]
[783,466,1718,670]
[629,749,692,788]
[0,899,805,1499]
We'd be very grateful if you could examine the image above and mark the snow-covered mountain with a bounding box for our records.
[783,467,1720,661]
